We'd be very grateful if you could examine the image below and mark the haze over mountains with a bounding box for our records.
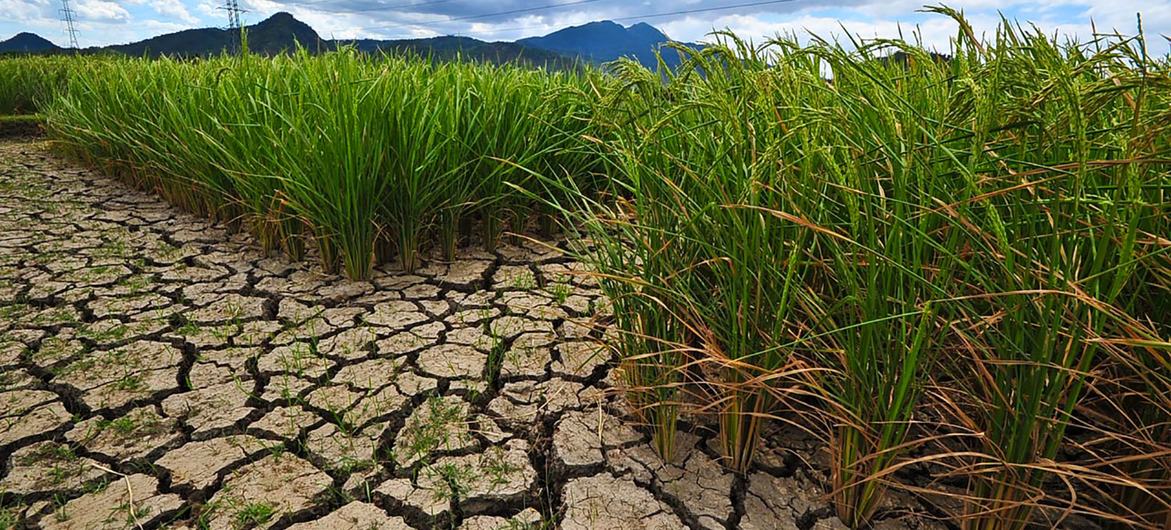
[0,12,694,68]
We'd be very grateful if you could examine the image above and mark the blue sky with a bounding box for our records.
[2,0,1168,54]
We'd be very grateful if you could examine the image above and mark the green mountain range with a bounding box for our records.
[0,12,693,68]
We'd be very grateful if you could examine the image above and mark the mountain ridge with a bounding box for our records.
[333,35,576,68]
[0,32,62,54]
[0,12,692,68]
[519,20,674,66]
[105,11,324,57]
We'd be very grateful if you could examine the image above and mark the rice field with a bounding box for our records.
[35,50,602,278]
[1,9,1169,529]
[0,54,73,115]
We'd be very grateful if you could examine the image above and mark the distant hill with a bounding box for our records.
[100,12,582,67]
[0,32,61,54]
[518,20,696,68]
[2,13,692,69]
[106,12,324,57]
[335,35,576,68]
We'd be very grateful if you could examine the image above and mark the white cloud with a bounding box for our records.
[196,0,222,18]
[0,0,52,22]
[73,0,131,22]
[464,10,626,41]
[653,1,1164,55]
[139,0,200,24]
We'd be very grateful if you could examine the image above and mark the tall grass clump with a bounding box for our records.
[43,47,600,278]
[550,7,1170,529]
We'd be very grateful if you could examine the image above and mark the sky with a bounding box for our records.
[1,0,1168,55]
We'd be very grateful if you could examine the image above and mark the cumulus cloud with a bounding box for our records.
[1,0,53,22]
[73,0,132,22]
[124,0,200,24]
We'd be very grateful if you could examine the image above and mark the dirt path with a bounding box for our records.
[0,139,936,530]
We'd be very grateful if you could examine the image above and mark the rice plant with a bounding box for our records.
[927,9,1171,529]
[36,46,598,277]
[0,55,73,115]
[549,8,1170,529]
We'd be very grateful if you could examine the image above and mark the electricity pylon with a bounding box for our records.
[219,0,246,30]
[60,0,80,49]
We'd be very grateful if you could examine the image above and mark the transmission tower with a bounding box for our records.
[59,0,80,49]
[219,0,246,30]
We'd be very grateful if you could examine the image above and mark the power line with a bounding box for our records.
[59,0,79,49]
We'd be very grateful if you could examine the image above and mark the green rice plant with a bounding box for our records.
[793,40,963,524]
[545,8,1170,529]
[45,57,237,218]
[920,8,1171,529]
[587,202,691,462]
[379,59,460,273]
[38,47,598,278]
[199,51,311,257]
[583,34,941,490]
[430,62,486,260]
[460,64,596,252]
[0,55,73,115]
[554,37,831,469]
[276,49,397,277]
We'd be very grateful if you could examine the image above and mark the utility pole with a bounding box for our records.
[219,0,246,30]
[59,0,80,49]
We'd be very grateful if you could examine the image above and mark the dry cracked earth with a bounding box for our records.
[0,138,948,530]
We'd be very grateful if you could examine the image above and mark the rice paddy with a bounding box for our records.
[37,49,601,279]
[1,8,1169,529]
[0,54,72,115]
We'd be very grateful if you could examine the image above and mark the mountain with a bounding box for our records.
[244,12,323,54]
[4,13,689,69]
[339,18,693,68]
[106,12,323,57]
[98,12,561,65]
[334,35,576,68]
[0,32,61,54]
[518,20,694,68]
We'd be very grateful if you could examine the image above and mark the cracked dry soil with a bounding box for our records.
[0,139,946,530]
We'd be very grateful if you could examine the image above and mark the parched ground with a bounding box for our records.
[0,139,944,530]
